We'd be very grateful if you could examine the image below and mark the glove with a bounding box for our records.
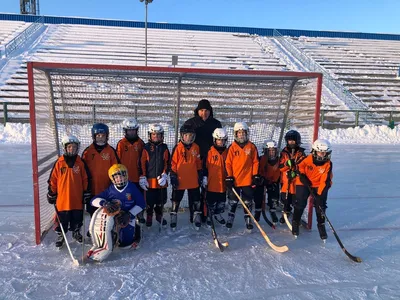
[139,176,149,191]
[83,191,91,204]
[225,176,234,190]
[170,174,179,189]
[299,173,311,187]
[285,159,296,168]
[115,211,131,228]
[157,173,168,187]
[202,176,208,188]
[252,175,263,186]
[47,191,57,205]
[103,200,121,216]
[287,170,297,180]
[197,171,203,186]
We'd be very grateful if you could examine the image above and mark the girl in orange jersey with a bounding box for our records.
[254,140,280,223]
[47,135,91,248]
[203,128,229,226]
[169,124,203,231]
[292,139,333,241]
[116,118,145,224]
[225,122,260,231]
[278,130,306,224]
[82,123,120,217]
[139,124,170,228]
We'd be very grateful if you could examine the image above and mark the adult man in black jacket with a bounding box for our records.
[184,99,222,223]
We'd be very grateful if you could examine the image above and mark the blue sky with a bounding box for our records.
[1,0,399,34]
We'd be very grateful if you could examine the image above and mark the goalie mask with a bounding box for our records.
[122,118,139,141]
[61,135,80,157]
[180,124,196,146]
[212,128,228,149]
[108,164,129,189]
[92,123,109,146]
[262,139,279,161]
[233,122,249,144]
[311,139,332,164]
[148,123,164,144]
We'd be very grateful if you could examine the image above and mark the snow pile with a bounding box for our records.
[0,123,31,144]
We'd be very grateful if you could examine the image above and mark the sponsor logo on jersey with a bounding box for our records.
[318,168,325,174]
[244,148,251,156]
[60,167,67,175]
[126,193,132,201]
[73,165,80,174]
[101,153,110,160]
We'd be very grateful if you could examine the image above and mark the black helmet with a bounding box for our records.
[180,124,195,134]
[180,124,196,145]
[284,130,301,146]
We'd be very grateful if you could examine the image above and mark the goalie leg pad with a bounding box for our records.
[87,207,116,262]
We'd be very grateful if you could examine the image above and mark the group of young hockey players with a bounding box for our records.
[47,99,333,262]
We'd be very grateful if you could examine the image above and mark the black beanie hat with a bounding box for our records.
[197,99,212,111]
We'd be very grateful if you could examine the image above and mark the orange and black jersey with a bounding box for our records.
[258,155,280,184]
[296,155,333,196]
[82,143,119,195]
[225,141,259,187]
[170,142,202,190]
[279,146,306,194]
[48,155,90,212]
[205,146,228,193]
[140,142,170,189]
[116,137,145,183]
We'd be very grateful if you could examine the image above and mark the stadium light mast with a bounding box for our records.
[139,0,153,66]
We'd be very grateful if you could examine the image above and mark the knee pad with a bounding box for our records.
[87,207,116,262]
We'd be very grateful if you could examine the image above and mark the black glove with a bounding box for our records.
[47,191,57,205]
[285,159,296,168]
[252,175,263,186]
[115,211,131,228]
[83,191,91,204]
[170,174,179,189]
[103,200,121,216]
[225,176,234,190]
[299,173,311,187]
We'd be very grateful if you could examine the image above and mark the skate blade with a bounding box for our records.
[321,238,327,243]
[293,235,298,239]
[171,227,176,232]
[246,228,253,233]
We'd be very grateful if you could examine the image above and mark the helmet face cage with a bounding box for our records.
[92,123,109,146]
[212,128,228,148]
[62,135,80,156]
[312,139,332,162]
[108,164,129,188]
[148,124,164,143]
[285,130,301,147]
[180,125,196,145]
[233,122,249,144]
[262,140,278,160]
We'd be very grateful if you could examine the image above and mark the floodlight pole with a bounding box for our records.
[140,0,153,66]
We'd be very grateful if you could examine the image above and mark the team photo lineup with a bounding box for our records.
[48,98,333,262]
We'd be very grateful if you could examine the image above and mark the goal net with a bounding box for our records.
[28,62,322,244]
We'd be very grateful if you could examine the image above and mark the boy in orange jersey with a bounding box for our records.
[169,124,203,231]
[225,122,260,231]
[82,123,119,217]
[203,128,229,226]
[47,135,91,248]
[116,118,145,224]
[292,139,333,241]
[254,140,280,223]
[278,130,306,224]
[139,124,170,228]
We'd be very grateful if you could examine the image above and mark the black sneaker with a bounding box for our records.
[55,233,64,248]
[226,212,235,229]
[318,223,328,240]
[292,221,299,237]
[72,230,83,244]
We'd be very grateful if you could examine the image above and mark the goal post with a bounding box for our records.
[28,62,322,244]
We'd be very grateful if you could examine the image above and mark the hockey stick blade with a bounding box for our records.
[231,188,288,253]
[261,209,276,229]
[283,212,292,231]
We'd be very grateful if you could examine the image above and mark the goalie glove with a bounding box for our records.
[139,176,149,191]
[157,173,168,187]
[115,211,131,228]
[47,191,57,205]
[102,200,121,216]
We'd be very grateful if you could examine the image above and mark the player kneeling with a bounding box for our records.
[87,164,146,262]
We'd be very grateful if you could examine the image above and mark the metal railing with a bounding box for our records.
[4,16,45,57]
[272,29,369,112]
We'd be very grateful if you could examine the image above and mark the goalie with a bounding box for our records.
[87,164,146,262]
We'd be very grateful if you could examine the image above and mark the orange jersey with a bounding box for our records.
[140,142,170,189]
[170,142,202,190]
[296,155,333,195]
[82,144,119,195]
[48,155,89,212]
[258,155,280,184]
[205,146,228,193]
[225,141,259,187]
[279,147,306,194]
[116,137,145,183]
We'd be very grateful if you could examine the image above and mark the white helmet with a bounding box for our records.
[233,122,249,143]
[122,118,139,140]
[312,139,332,162]
[148,123,164,143]
[61,135,80,156]
[262,139,279,160]
[212,128,228,148]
